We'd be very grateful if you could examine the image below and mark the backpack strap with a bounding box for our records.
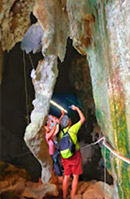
[64,128,78,146]
[62,127,78,146]
[62,127,70,135]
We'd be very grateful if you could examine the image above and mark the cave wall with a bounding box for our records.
[64,0,130,198]
[0,0,130,198]
[82,1,130,198]
[1,44,42,181]
[0,0,35,51]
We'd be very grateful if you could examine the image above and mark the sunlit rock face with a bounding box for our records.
[67,0,130,198]
[0,0,35,51]
[33,0,69,62]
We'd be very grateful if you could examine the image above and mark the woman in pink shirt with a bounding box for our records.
[45,111,65,182]
[45,120,59,155]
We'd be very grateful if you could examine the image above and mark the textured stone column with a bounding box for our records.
[24,0,69,183]
[24,56,58,182]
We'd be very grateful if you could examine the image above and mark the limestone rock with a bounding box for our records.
[0,161,28,195]
[33,0,69,61]
[22,182,58,199]
[23,0,70,184]
[83,0,130,197]
[0,0,35,51]
[77,180,97,195]
[65,180,113,199]
[0,161,29,181]
[0,0,130,197]
[66,0,130,197]
[83,181,113,199]
[0,161,58,199]
[21,22,44,54]
[24,56,58,183]
[66,0,95,55]
[70,55,94,113]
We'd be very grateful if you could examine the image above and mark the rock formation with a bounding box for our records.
[0,0,130,198]
[82,1,130,198]
[0,161,113,199]
[0,0,35,51]
[23,0,69,183]
[24,56,58,183]
[0,161,58,199]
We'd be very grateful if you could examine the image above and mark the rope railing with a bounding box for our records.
[81,136,130,165]
[81,136,105,148]
[2,136,130,164]
[102,139,130,164]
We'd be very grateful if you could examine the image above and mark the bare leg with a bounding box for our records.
[58,176,63,192]
[71,175,79,199]
[58,176,63,184]
[63,175,70,199]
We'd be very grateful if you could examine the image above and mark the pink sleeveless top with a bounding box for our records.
[46,133,55,155]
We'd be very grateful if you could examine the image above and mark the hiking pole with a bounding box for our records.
[50,100,68,113]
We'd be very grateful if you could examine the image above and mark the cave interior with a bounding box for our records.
[1,37,113,184]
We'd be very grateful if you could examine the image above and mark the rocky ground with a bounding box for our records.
[0,161,113,199]
[45,180,113,199]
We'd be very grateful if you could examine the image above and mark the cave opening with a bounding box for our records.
[1,38,113,185]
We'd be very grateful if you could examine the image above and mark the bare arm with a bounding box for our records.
[58,110,65,122]
[53,124,59,136]
[71,105,85,125]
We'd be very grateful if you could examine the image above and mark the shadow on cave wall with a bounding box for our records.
[0,39,113,184]
[1,42,42,181]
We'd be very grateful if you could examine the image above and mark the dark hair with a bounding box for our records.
[60,115,69,128]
